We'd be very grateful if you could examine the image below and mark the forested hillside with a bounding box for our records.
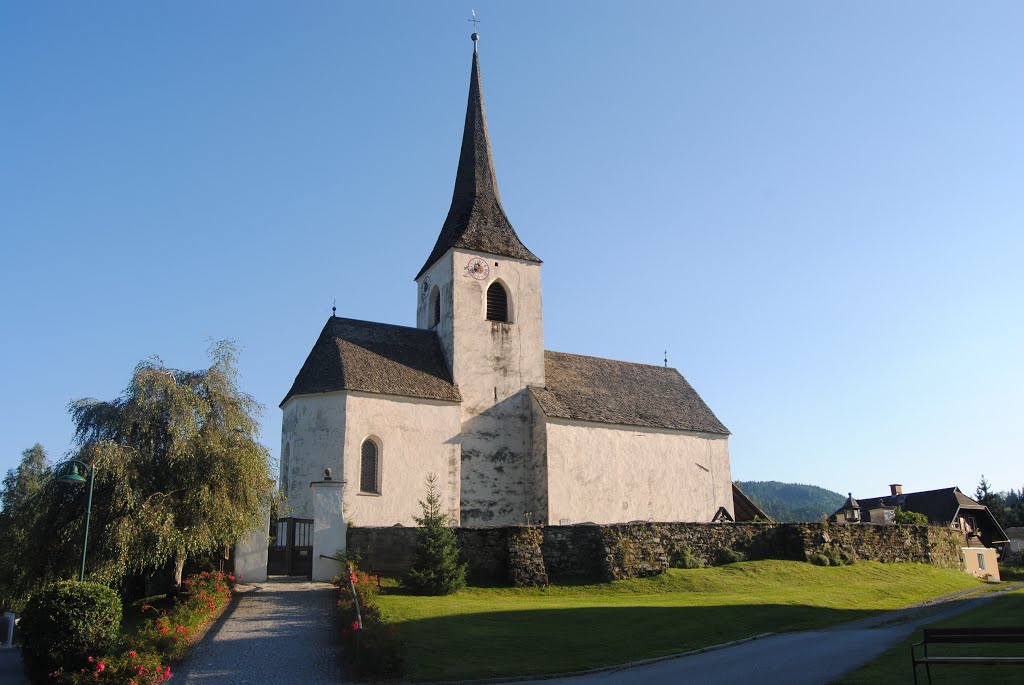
[735,481,846,522]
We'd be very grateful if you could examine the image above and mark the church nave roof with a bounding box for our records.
[281,317,461,406]
[532,351,731,435]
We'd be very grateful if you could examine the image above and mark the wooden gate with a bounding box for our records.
[267,517,314,577]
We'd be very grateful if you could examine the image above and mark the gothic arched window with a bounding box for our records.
[429,286,441,328]
[486,282,509,322]
[360,439,380,494]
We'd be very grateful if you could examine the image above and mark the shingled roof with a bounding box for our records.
[531,351,730,435]
[416,47,540,280]
[281,317,461,406]
[854,487,986,524]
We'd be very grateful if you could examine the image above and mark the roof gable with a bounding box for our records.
[531,350,729,435]
[281,317,461,406]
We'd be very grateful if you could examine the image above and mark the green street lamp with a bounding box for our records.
[58,460,96,582]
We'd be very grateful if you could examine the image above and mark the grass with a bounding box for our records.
[834,586,1024,684]
[375,561,989,682]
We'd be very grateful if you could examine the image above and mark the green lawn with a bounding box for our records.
[835,586,1024,684]
[375,561,989,682]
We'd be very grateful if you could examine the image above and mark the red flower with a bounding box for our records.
[87,656,94,663]
[352,620,360,631]
[128,650,137,658]
[96,662,106,672]
[164,666,172,677]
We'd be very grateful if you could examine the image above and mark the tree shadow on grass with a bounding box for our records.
[396,603,880,682]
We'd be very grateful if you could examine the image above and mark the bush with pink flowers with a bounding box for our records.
[333,564,403,679]
[46,570,235,684]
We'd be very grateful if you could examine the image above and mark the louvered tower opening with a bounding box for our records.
[486,282,508,322]
[429,286,441,327]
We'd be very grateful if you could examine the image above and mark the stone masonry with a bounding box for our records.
[348,522,966,583]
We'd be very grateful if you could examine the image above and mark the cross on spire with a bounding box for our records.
[468,9,481,29]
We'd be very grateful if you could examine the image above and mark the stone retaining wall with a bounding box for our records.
[347,522,966,582]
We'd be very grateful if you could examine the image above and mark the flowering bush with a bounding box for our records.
[54,649,172,685]
[19,581,122,684]
[49,570,234,684]
[333,564,403,679]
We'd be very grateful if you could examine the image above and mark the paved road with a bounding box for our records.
[0,647,30,685]
[527,587,1020,685]
[171,578,346,685]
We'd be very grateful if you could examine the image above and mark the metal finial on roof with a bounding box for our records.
[468,9,480,53]
[664,350,668,367]
[332,298,337,318]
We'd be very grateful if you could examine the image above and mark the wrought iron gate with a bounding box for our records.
[267,517,313,576]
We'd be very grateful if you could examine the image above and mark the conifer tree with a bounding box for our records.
[402,473,466,595]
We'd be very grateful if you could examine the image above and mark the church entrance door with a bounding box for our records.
[267,517,314,576]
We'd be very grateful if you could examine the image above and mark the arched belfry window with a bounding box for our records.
[429,286,441,328]
[486,282,509,322]
[360,439,380,494]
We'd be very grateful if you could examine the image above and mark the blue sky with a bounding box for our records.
[2,2,1021,500]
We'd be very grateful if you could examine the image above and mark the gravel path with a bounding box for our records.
[171,579,346,685]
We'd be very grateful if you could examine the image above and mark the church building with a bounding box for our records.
[279,37,733,529]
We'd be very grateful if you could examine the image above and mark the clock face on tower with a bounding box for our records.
[466,257,490,280]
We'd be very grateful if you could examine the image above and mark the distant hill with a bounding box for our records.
[734,481,846,522]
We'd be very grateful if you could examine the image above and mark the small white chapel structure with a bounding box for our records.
[279,37,734,565]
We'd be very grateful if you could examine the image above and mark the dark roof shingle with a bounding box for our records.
[281,317,461,406]
[416,50,539,279]
[531,351,730,435]
[853,487,985,524]
[733,483,773,522]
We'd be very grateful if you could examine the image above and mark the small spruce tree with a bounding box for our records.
[403,473,466,595]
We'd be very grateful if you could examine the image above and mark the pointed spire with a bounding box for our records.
[416,42,540,279]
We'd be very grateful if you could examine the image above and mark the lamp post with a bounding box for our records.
[58,460,96,582]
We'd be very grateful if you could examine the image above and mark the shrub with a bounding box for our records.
[809,552,830,566]
[808,547,854,567]
[48,570,234,685]
[667,542,703,569]
[715,547,746,565]
[894,507,929,526]
[335,564,403,679]
[19,581,122,683]
[402,474,466,595]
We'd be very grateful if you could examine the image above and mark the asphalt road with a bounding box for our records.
[525,587,1020,685]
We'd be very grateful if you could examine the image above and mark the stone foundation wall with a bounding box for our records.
[347,526,512,580]
[347,522,966,581]
[508,527,548,587]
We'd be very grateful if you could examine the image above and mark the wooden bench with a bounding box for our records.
[911,627,1024,684]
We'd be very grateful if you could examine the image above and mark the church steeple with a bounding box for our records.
[416,38,540,279]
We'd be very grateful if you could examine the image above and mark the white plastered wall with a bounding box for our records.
[543,416,733,525]
[341,391,462,526]
[280,393,347,519]
[282,390,461,525]
[415,247,545,526]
